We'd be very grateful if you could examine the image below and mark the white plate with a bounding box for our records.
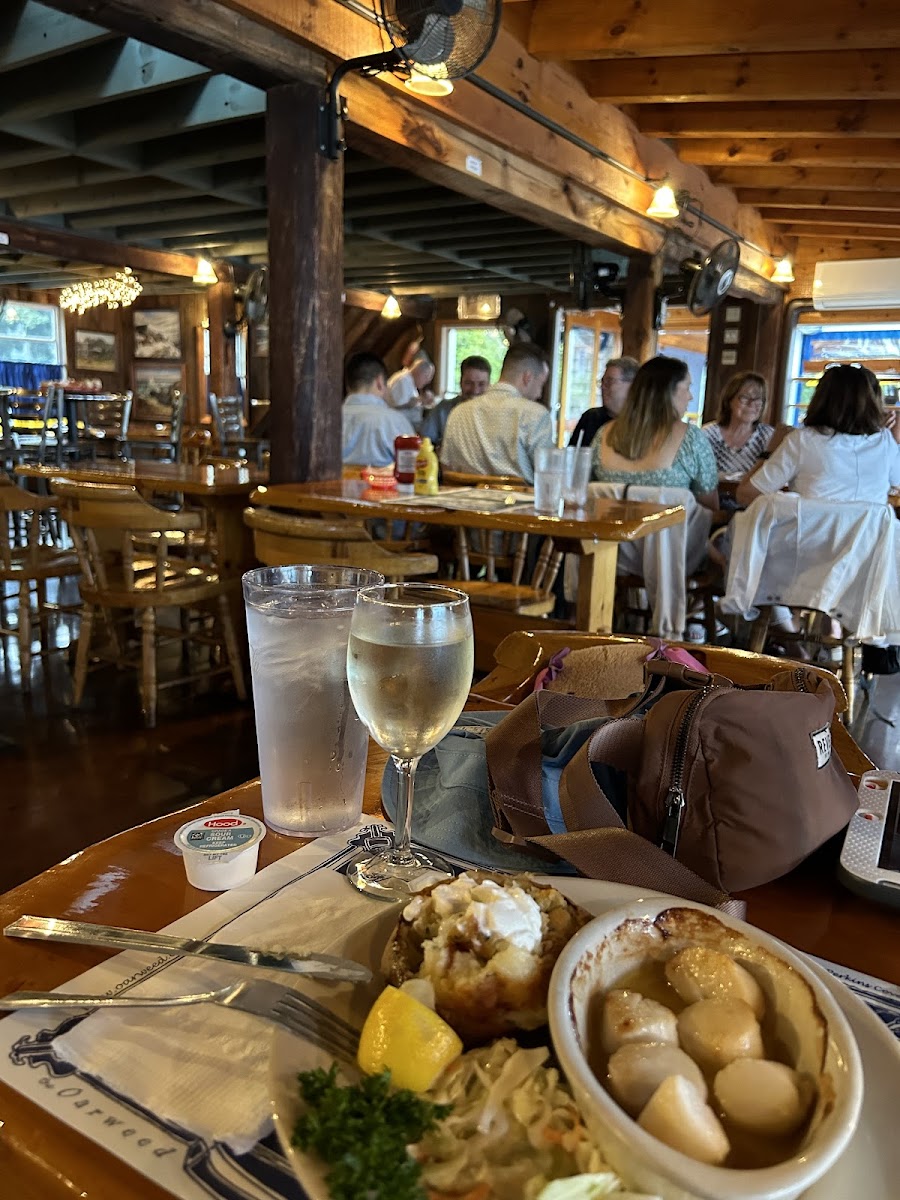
[269,878,900,1200]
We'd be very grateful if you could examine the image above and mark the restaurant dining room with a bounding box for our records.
[2,1,900,1198]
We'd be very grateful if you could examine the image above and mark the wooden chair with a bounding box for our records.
[51,478,246,728]
[471,629,873,783]
[0,478,79,689]
[452,528,563,616]
[129,387,186,462]
[243,505,439,580]
[210,394,269,468]
[72,393,133,461]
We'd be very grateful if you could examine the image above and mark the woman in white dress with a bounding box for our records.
[736,364,900,508]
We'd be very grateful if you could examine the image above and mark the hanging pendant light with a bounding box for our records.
[381,293,402,319]
[772,257,795,284]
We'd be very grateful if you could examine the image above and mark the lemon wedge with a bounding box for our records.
[358,985,462,1092]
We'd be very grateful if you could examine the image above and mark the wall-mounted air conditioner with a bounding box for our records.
[813,258,900,310]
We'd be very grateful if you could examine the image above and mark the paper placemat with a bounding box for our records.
[1,823,898,1200]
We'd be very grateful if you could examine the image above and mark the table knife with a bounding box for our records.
[3,915,372,983]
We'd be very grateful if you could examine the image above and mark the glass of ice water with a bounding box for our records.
[242,565,383,837]
[346,583,474,900]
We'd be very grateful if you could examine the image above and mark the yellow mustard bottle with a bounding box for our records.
[414,437,439,495]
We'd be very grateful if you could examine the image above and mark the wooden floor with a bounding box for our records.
[0,580,259,893]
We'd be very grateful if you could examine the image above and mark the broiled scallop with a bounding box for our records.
[714,1059,812,1137]
[638,1075,730,1165]
[665,946,766,1018]
[601,989,678,1055]
[607,1041,707,1116]
[677,998,764,1074]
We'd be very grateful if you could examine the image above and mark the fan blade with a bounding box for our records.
[405,13,455,66]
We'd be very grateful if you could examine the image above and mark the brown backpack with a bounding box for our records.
[486,661,858,907]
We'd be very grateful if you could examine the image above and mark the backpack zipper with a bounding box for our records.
[793,667,809,692]
[660,686,712,856]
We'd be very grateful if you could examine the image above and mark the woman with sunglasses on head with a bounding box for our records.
[736,364,900,509]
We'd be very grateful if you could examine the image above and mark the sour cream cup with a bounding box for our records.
[174,810,266,890]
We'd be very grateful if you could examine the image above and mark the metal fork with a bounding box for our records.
[0,979,360,1063]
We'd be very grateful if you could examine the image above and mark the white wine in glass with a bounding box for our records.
[346,584,474,899]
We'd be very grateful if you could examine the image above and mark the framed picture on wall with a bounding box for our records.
[74,329,117,373]
[133,309,182,360]
[132,363,183,421]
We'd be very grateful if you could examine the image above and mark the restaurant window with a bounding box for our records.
[657,307,709,426]
[557,310,620,442]
[438,323,508,397]
[0,301,66,390]
[784,318,900,427]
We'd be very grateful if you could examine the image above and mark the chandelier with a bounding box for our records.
[59,267,143,315]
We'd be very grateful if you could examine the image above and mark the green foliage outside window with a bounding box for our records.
[0,302,61,364]
[443,326,508,394]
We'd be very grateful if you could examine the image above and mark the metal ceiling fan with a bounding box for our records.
[321,0,501,159]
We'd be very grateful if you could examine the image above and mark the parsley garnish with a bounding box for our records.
[292,1064,451,1200]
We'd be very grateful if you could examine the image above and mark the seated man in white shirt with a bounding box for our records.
[386,356,436,429]
[439,343,552,483]
[342,352,416,467]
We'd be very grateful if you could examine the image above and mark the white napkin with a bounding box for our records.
[52,845,391,1155]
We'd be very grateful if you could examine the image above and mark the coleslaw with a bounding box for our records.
[415,1039,658,1200]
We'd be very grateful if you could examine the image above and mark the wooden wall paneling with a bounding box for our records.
[704,298,785,422]
[266,80,344,483]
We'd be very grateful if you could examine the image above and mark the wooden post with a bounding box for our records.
[704,297,786,423]
[206,279,239,408]
[266,81,344,482]
[621,254,663,364]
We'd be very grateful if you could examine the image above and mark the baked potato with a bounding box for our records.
[383,871,590,1046]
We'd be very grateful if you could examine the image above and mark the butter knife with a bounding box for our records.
[4,916,372,984]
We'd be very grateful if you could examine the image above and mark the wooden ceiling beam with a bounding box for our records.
[710,166,900,191]
[738,189,900,211]
[67,197,252,230]
[787,225,900,241]
[12,178,201,219]
[763,209,900,227]
[0,2,113,73]
[677,139,900,168]
[2,37,209,123]
[213,0,779,283]
[526,0,900,59]
[573,50,900,105]
[638,102,900,140]
[793,238,900,262]
[0,214,204,276]
[118,209,269,240]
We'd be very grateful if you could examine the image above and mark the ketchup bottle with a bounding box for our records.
[394,434,421,494]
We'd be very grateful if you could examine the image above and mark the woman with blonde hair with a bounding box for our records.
[703,371,774,478]
[594,355,719,511]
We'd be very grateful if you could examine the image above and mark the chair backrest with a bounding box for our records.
[0,479,55,572]
[588,482,710,639]
[723,492,900,642]
[50,477,201,593]
[73,394,132,440]
[442,469,526,487]
[243,505,437,578]
[210,394,245,445]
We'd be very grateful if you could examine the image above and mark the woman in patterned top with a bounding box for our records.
[703,372,774,479]
[593,355,719,511]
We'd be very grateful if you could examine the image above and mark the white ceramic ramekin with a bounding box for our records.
[549,899,863,1200]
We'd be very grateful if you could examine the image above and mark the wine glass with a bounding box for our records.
[345,583,474,900]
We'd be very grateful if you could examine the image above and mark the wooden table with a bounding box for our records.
[1,744,898,1200]
[17,461,267,578]
[252,480,686,632]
